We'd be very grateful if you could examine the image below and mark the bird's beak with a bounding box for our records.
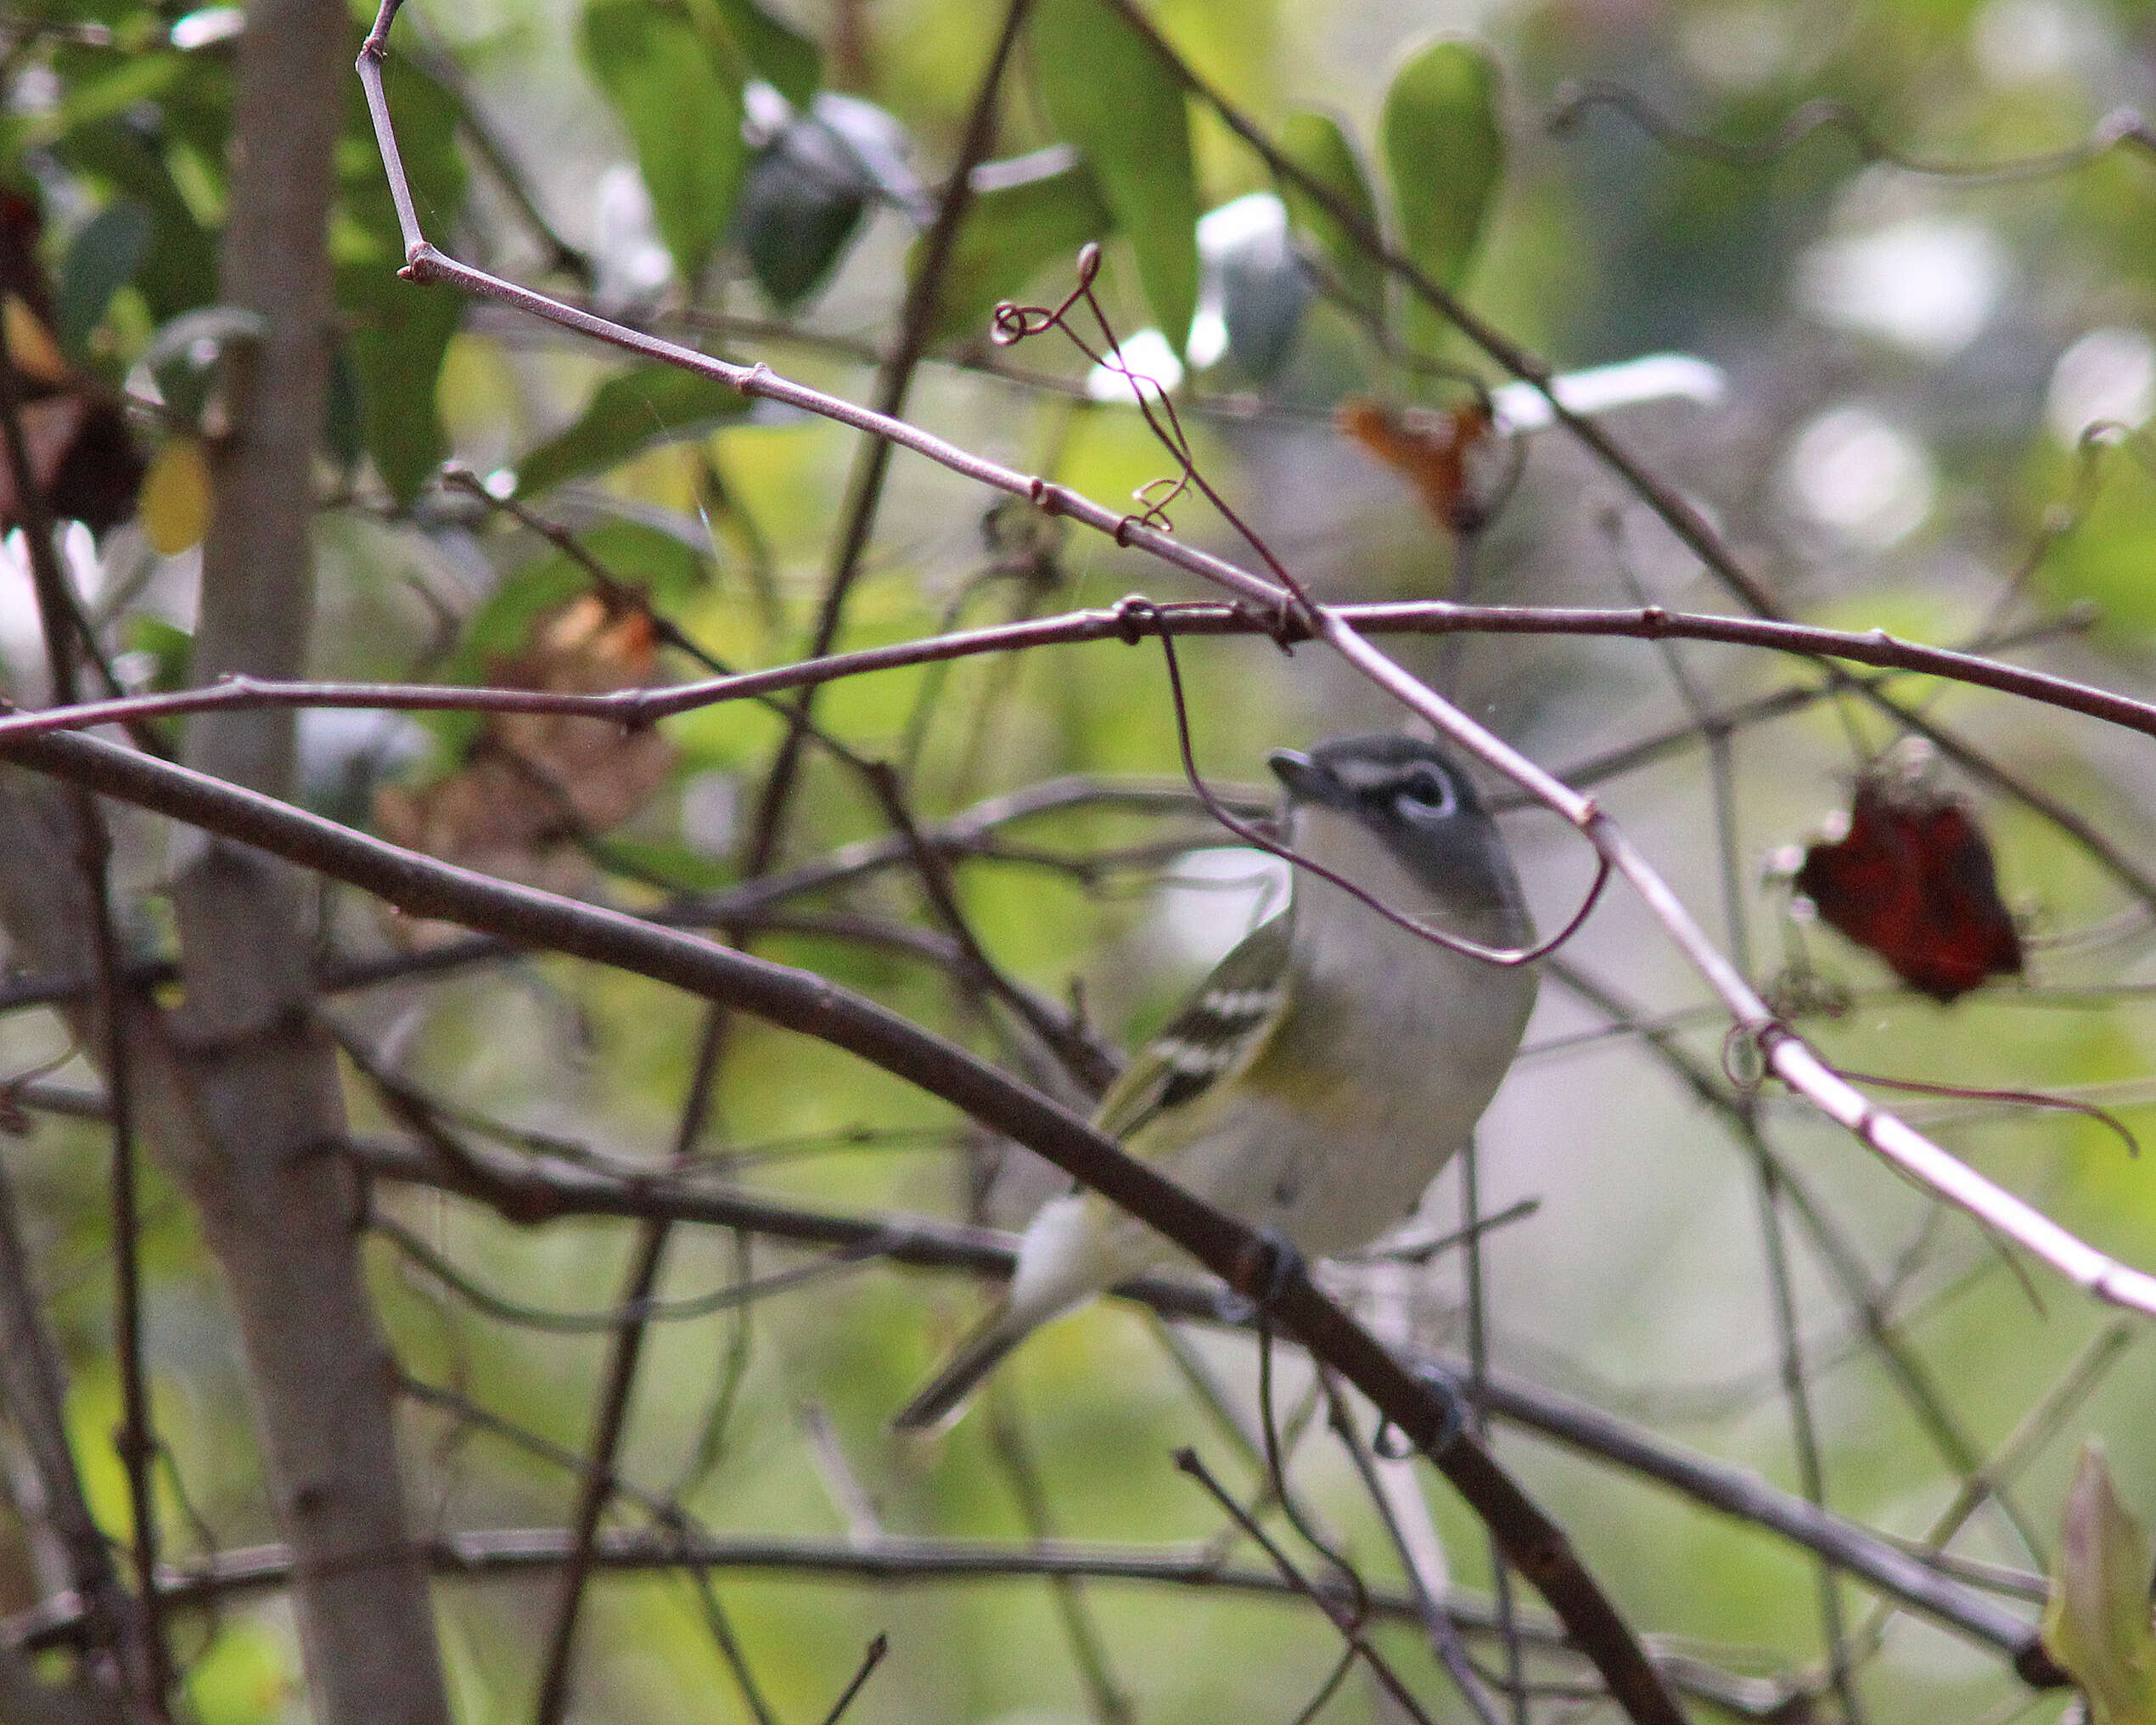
[1267,749,1322,801]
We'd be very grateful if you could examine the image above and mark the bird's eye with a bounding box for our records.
[1394,768,1455,819]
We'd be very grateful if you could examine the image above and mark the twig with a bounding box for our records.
[4,715,1692,1722]
[986,1392,1134,1725]
[816,1634,887,1725]
[738,0,1036,873]
[1547,81,2156,185]
[1322,1374,1505,1725]
[0,1157,140,1702]
[0,299,169,1722]
[343,1132,2062,1672]
[1174,1447,1437,1725]
[9,598,2156,747]
[530,1008,727,1725]
[2,1525,1796,1713]
[368,1207,888,1333]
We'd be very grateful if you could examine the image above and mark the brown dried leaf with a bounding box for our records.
[372,593,677,943]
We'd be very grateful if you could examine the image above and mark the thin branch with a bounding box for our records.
[1547,81,2156,185]
[1,1526,1794,1714]
[0,1155,139,1702]
[341,1131,2061,1674]
[0,289,169,1723]
[739,0,1035,874]
[1175,1446,1437,1725]
[530,1009,727,1725]
[7,598,2154,745]
[3,716,1688,1723]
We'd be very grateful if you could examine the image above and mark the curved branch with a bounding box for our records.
[0,720,1687,1725]
[335,1132,2058,1676]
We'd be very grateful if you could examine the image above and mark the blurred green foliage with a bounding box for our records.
[8,0,2156,1721]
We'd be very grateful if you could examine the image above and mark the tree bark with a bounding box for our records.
[149,0,451,1716]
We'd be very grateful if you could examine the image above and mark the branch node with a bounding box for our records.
[1109,595,1156,646]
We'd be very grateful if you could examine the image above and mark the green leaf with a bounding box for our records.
[50,113,220,323]
[2043,1441,2156,1725]
[709,0,818,106]
[581,0,748,284]
[1380,36,1502,346]
[925,153,1114,342]
[1274,110,1382,319]
[514,362,750,498]
[123,613,193,696]
[57,199,152,357]
[736,95,908,309]
[1031,0,1199,357]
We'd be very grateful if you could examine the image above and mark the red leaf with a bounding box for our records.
[0,194,144,537]
[1794,774,2023,1004]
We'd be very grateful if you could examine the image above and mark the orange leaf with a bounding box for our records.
[1336,396,1500,532]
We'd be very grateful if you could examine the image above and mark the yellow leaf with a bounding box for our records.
[2,294,70,386]
[2043,1441,2156,1725]
[140,436,211,555]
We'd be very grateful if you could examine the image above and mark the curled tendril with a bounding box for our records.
[1114,595,1611,969]
[991,246,1320,623]
[1721,1021,1773,1093]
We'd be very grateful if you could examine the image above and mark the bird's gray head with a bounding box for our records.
[1268,734,1530,941]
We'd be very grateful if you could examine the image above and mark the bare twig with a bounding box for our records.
[3,717,1691,1722]
[740,0,1036,872]
[9,599,2156,747]
[1175,1446,1438,1725]
[530,1009,727,1725]
[340,1132,2061,1672]
[1547,81,2156,184]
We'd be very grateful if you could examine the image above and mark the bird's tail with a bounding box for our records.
[890,1302,1034,1434]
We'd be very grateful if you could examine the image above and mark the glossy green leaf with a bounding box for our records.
[709,0,818,105]
[1031,0,1199,357]
[514,363,751,498]
[2044,1442,2156,1725]
[1380,35,1502,345]
[581,0,748,284]
[1274,110,1382,319]
[926,154,1114,342]
[339,55,465,505]
[56,199,151,357]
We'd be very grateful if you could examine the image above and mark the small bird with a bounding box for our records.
[892,733,1538,1433]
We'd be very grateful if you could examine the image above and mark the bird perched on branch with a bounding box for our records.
[893,733,1539,1432]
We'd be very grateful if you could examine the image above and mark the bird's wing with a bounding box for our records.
[1093,913,1293,1144]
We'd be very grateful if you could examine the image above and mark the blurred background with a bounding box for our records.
[7,0,2156,1719]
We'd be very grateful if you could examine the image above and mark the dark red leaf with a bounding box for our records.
[0,189,143,537]
[1794,775,2023,1005]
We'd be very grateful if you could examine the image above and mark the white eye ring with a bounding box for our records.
[1395,771,1454,818]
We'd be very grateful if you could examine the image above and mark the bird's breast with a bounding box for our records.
[1153,941,1536,1259]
